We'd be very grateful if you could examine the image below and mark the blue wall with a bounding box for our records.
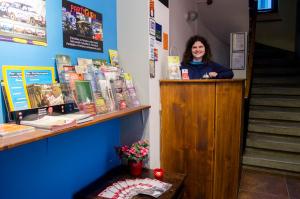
[0,0,117,123]
[0,119,121,199]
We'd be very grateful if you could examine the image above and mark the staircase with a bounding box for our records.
[242,44,300,175]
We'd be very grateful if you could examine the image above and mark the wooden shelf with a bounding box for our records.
[0,105,150,151]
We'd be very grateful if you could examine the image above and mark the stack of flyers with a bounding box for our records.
[98,178,172,199]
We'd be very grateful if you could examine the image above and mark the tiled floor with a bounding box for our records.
[239,169,300,199]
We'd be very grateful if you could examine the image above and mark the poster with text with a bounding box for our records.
[0,0,47,46]
[2,65,55,111]
[62,0,103,52]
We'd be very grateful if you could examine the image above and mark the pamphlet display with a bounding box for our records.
[62,0,103,52]
[0,50,141,133]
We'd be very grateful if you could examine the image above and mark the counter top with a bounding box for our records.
[160,79,245,83]
[0,105,150,151]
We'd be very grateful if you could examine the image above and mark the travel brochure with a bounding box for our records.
[0,50,140,134]
[98,178,172,199]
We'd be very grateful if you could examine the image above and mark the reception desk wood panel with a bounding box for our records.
[160,80,244,199]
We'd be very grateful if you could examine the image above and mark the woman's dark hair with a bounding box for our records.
[182,35,212,65]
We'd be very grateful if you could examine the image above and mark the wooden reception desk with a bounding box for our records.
[160,79,244,199]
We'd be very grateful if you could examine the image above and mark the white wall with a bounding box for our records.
[256,0,297,52]
[169,0,198,60]
[117,0,169,169]
[148,1,169,168]
[117,0,150,154]
[196,0,249,78]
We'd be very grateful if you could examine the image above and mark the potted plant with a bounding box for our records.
[116,140,149,176]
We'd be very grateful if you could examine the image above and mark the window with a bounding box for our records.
[257,0,278,13]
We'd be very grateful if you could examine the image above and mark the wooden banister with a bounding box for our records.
[245,0,258,99]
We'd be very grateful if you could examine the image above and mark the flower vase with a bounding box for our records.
[129,161,143,177]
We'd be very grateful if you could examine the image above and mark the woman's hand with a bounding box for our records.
[209,72,218,78]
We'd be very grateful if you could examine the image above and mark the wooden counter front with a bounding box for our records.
[160,79,244,199]
[0,105,150,151]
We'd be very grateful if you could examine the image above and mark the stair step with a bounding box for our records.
[254,58,295,66]
[246,132,300,152]
[248,119,300,137]
[243,148,300,172]
[250,95,300,107]
[253,77,300,85]
[251,86,300,95]
[242,165,300,177]
[254,67,300,76]
[249,106,300,121]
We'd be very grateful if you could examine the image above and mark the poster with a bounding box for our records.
[2,65,55,111]
[62,0,103,52]
[0,0,47,46]
[149,18,155,36]
[155,23,162,42]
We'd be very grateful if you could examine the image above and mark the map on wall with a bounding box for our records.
[62,0,103,52]
[0,0,47,46]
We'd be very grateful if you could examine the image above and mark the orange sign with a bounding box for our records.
[163,32,168,50]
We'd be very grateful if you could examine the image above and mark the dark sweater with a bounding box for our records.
[180,61,234,79]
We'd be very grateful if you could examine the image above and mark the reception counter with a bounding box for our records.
[160,79,244,199]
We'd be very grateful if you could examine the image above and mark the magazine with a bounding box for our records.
[92,58,107,68]
[108,49,119,67]
[0,123,35,138]
[55,54,71,82]
[167,56,181,80]
[27,83,65,108]
[75,81,97,115]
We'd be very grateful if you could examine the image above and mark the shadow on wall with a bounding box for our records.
[120,110,149,145]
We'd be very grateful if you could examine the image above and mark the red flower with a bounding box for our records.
[115,140,149,162]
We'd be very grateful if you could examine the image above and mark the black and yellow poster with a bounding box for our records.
[62,0,103,52]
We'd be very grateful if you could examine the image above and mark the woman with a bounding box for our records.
[181,35,234,79]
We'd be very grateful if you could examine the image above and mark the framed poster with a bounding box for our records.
[62,0,103,52]
[230,32,247,70]
[0,0,47,46]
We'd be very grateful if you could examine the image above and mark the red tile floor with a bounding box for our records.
[239,169,300,199]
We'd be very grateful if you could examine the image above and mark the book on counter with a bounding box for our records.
[56,113,94,124]
[20,115,76,131]
[0,123,35,138]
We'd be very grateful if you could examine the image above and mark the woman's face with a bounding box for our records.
[191,41,205,61]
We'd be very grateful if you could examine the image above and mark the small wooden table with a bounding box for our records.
[74,165,186,199]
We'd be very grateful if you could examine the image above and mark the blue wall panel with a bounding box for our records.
[0,119,121,199]
[0,0,117,122]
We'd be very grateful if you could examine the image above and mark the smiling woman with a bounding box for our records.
[180,35,234,79]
